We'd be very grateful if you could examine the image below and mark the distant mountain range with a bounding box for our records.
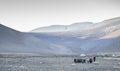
[0,17,120,54]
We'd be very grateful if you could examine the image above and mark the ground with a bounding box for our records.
[0,54,120,71]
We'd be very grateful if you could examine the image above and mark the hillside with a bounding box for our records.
[0,24,73,54]
[31,17,120,53]
[0,17,120,54]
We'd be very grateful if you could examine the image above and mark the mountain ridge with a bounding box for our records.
[0,17,120,54]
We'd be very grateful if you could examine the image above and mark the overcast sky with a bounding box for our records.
[0,0,120,32]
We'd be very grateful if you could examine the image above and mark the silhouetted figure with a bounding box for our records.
[93,56,96,62]
[89,58,93,63]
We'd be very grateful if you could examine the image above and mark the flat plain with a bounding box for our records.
[0,54,120,71]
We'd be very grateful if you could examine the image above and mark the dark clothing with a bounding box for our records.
[89,58,93,63]
[93,57,96,62]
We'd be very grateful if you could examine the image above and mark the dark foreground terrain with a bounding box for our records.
[0,54,120,71]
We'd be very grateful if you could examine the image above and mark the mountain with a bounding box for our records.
[1,17,120,54]
[31,22,94,32]
[30,17,120,53]
[0,24,73,54]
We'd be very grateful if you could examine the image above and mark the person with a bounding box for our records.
[89,58,93,63]
[93,56,96,62]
